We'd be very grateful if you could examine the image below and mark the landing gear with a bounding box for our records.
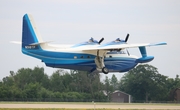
[94,50,109,74]
[102,67,109,74]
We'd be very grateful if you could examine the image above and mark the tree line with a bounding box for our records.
[0,64,179,102]
[0,67,116,102]
[119,64,180,102]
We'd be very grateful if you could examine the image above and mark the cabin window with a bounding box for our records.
[81,56,84,58]
[109,55,112,58]
[87,56,90,58]
[74,56,77,59]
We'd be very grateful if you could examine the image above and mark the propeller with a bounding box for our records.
[126,49,130,56]
[98,37,104,44]
[115,34,129,42]
[125,34,130,56]
[125,33,129,42]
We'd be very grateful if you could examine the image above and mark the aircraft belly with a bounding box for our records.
[104,58,137,72]
[23,49,137,72]
[45,59,96,72]
[45,57,137,73]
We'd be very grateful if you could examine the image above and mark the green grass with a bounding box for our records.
[0,102,179,110]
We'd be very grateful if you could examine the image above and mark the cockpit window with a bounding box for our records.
[120,50,126,54]
[107,50,126,54]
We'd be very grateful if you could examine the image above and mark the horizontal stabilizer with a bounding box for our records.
[10,41,22,44]
[30,41,53,46]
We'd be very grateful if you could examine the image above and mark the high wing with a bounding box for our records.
[69,33,166,51]
[70,42,167,51]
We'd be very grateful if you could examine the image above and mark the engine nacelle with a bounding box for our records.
[72,37,99,47]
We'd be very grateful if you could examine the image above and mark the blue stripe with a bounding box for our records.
[23,48,138,72]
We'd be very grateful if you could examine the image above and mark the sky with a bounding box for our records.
[0,0,180,81]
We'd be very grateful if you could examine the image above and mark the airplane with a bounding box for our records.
[21,14,167,74]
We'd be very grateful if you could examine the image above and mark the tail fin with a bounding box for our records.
[22,14,43,49]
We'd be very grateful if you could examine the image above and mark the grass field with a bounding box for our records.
[0,102,180,110]
[0,101,180,105]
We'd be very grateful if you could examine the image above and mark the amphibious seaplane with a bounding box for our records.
[21,14,166,74]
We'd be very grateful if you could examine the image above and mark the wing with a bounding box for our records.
[70,42,167,51]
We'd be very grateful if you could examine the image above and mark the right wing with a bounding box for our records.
[70,42,167,51]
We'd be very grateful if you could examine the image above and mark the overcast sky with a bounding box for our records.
[0,0,180,80]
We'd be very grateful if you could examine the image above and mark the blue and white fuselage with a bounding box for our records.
[21,14,166,74]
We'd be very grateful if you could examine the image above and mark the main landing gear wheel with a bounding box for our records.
[95,50,109,74]
[102,67,109,74]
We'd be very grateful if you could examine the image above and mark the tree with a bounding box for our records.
[119,64,168,102]
[0,67,108,102]
[69,70,88,93]
[90,73,104,101]
[23,82,41,99]
[13,67,48,90]
[0,83,12,99]
[104,76,113,100]
[166,75,180,101]
[110,74,118,91]
[50,69,65,92]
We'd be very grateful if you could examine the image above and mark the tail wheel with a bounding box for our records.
[102,67,109,74]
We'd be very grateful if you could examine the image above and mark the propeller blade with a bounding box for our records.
[125,34,129,42]
[126,48,130,56]
[98,38,104,44]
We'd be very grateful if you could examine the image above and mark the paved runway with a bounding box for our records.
[0,103,180,109]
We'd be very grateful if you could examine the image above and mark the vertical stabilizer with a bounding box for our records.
[22,14,43,49]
